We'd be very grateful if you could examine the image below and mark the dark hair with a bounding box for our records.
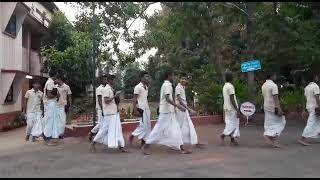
[48,69,56,77]
[139,71,148,78]
[304,69,316,83]
[164,68,174,80]
[179,72,187,78]
[266,72,276,79]
[32,78,41,85]
[225,71,233,82]
[56,74,65,82]
[106,74,116,81]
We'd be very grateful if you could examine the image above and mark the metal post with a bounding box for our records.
[91,2,97,126]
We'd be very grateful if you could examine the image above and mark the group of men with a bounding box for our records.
[222,70,320,148]
[24,66,320,151]
[88,69,204,155]
[24,70,72,145]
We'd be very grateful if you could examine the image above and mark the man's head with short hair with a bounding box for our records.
[55,74,65,85]
[179,72,188,86]
[140,71,150,85]
[304,70,318,84]
[48,69,57,79]
[266,72,277,81]
[106,74,116,86]
[224,71,233,83]
[163,67,174,82]
[32,79,41,91]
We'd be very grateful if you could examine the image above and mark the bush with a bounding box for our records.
[280,88,304,112]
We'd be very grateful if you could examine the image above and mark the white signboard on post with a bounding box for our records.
[240,102,256,125]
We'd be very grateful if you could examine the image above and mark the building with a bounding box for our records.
[0,2,58,129]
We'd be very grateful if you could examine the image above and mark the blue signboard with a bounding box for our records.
[241,60,262,73]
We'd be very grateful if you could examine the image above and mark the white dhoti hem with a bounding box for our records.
[43,100,60,139]
[91,109,103,134]
[145,112,183,150]
[176,110,198,145]
[264,111,286,137]
[26,112,43,136]
[132,108,151,140]
[57,106,66,136]
[93,113,125,148]
[222,110,240,138]
[302,109,320,138]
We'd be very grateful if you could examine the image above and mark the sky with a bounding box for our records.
[54,2,162,63]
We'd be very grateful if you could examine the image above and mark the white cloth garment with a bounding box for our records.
[131,108,151,140]
[145,112,184,150]
[93,113,125,148]
[223,82,239,111]
[43,100,60,139]
[264,110,286,137]
[262,80,279,112]
[26,112,43,137]
[57,106,66,136]
[222,110,240,138]
[302,109,320,138]
[176,110,198,145]
[304,82,320,110]
[159,80,175,113]
[91,109,103,134]
[96,85,104,110]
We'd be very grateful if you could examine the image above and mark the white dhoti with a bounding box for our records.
[26,112,43,137]
[222,110,240,138]
[43,100,60,139]
[93,113,125,148]
[91,109,103,134]
[176,110,198,145]
[264,110,286,137]
[302,109,320,138]
[57,106,66,136]
[145,112,183,150]
[132,108,151,140]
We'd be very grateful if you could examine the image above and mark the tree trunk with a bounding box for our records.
[246,2,258,104]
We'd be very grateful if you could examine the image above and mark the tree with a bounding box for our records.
[123,62,141,99]
[41,12,93,97]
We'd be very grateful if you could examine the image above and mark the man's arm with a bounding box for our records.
[67,95,72,106]
[132,94,140,115]
[24,98,28,114]
[165,94,185,112]
[177,94,194,112]
[98,95,104,115]
[273,94,283,116]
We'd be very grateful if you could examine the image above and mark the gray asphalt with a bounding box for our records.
[0,120,319,178]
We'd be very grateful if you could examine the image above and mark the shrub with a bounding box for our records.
[280,88,304,112]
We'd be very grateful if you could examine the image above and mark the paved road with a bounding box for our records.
[0,121,320,178]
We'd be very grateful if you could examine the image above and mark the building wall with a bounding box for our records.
[0,2,54,130]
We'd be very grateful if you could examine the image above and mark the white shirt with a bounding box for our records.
[43,78,55,103]
[262,79,279,112]
[102,84,117,115]
[159,80,175,113]
[222,82,238,111]
[96,84,104,110]
[304,82,320,110]
[57,83,72,107]
[175,83,187,106]
[134,82,149,110]
[25,89,43,113]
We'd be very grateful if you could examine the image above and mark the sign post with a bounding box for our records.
[240,102,256,126]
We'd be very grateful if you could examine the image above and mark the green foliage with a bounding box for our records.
[123,62,141,98]
[280,88,304,112]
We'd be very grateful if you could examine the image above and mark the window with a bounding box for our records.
[5,15,17,37]
[5,85,14,103]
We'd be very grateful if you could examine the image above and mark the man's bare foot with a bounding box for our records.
[90,143,96,153]
[88,132,95,142]
[264,135,275,146]
[129,135,134,146]
[140,139,146,148]
[231,139,239,146]
[143,146,151,155]
[195,143,206,149]
[298,139,311,146]
[119,147,129,153]
[25,135,30,141]
[180,149,192,154]
[273,142,281,148]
